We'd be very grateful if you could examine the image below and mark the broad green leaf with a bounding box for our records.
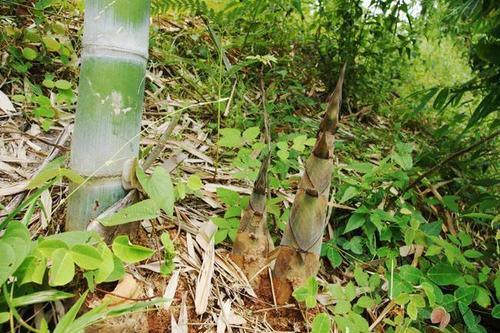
[16,255,46,285]
[343,213,366,234]
[399,265,423,285]
[311,313,331,333]
[454,286,476,305]
[354,265,369,287]
[136,167,175,216]
[463,249,483,259]
[427,263,460,285]
[326,246,342,268]
[22,47,38,60]
[42,36,60,52]
[104,255,125,282]
[187,174,202,191]
[334,300,351,314]
[242,126,260,142]
[99,199,160,226]
[474,286,490,308]
[492,304,500,319]
[339,186,358,203]
[37,239,68,257]
[55,79,71,90]
[71,244,103,270]
[292,277,318,308]
[214,229,228,244]
[356,295,375,308]
[0,222,31,285]
[95,243,114,283]
[219,128,242,147]
[277,149,289,161]
[112,235,154,263]
[216,187,239,206]
[49,248,75,286]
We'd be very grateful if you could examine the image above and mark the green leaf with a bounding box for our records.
[11,290,73,307]
[399,265,423,285]
[49,248,75,286]
[71,244,103,270]
[137,166,175,216]
[16,255,46,285]
[42,36,60,52]
[492,304,500,319]
[354,265,369,287]
[339,186,358,203]
[53,291,88,333]
[0,222,31,285]
[219,128,242,147]
[292,135,307,151]
[22,47,38,60]
[104,255,125,282]
[463,249,483,259]
[55,79,71,90]
[94,243,114,283]
[0,312,9,324]
[326,246,342,268]
[214,229,228,244]
[37,239,68,257]
[187,175,202,191]
[414,88,438,113]
[112,235,154,263]
[216,187,239,206]
[343,213,366,234]
[277,149,289,161]
[427,263,460,285]
[311,313,331,333]
[356,295,374,308]
[334,300,351,314]
[292,277,318,308]
[99,199,160,226]
[242,126,260,142]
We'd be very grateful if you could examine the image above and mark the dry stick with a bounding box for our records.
[143,113,180,170]
[407,129,500,189]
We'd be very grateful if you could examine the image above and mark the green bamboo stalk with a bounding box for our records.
[273,64,346,304]
[231,154,271,288]
[66,0,150,230]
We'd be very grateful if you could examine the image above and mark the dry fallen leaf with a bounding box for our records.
[195,238,215,315]
[431,306,450,329]
[0,90,15,115]
[162,270,180,310]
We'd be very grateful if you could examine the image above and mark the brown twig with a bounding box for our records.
[408,129,500,189]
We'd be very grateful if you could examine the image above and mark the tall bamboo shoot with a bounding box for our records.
[273,64,346,304]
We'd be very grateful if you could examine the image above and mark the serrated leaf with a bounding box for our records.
[112,235,154,264]
[49,248,75,286]
[71,244,102,270]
